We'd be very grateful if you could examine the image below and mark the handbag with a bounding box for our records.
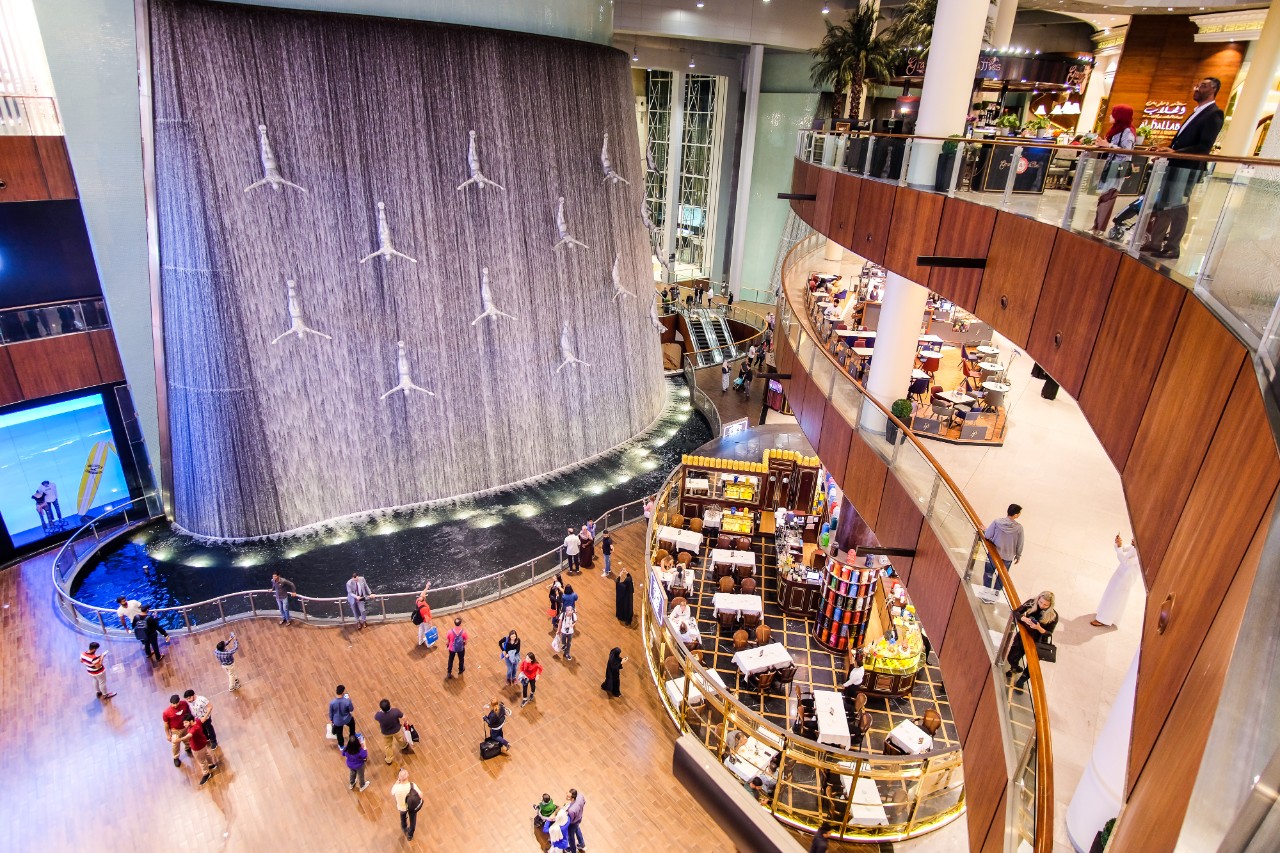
[402,723,415,748]
[405,784,423,812]
[423,625,439,646]
[324,722,337,740]
[1034,634,1057,663]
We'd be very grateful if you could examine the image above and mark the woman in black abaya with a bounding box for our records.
[601,647,626,697]
[614,567,634,625]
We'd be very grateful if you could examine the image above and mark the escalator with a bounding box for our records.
[690,310,724,367]
[707,315,740,359]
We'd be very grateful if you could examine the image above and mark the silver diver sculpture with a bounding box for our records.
[553,197,588,250]
[646,142,658,173]
[471,267,516,324]
[270,280,331,344]
[600,133,629,185]
[555,322,591,372]
[456,130,506,191]
[381,341,435,399]
[611,253,635,301]
[244,124,308,194]
[649,294,665,332]
[359,202,418,264]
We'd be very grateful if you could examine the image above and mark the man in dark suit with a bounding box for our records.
[1142,77,1225,260]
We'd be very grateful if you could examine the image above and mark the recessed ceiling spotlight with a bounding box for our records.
[696,0,704,6]
[632,43,639,61]
[689,55,697,68]
[822,3,830,12]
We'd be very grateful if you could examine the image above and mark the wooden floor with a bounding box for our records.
[0,523,741,852]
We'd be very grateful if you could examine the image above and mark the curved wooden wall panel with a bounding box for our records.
[788,158,1280,849]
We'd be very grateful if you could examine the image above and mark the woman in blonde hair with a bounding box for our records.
[1006,591,1058,688]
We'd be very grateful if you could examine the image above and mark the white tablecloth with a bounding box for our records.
[731,642,793,676]
[703,509,722,528]
[709,548,756,571]
[888,719,934,754]
[724,738,779,782]
[837,770,890,825]
[685,478,710,493]
[713,593,764,619]
[813,689,851,749]
[657,525,703,553]
[657,567,695,589]
[664,669,727,707]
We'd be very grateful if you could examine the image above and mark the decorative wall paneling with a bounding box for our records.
[883,188,943,288]
[87,329,126,383]
[828,172,861,250]
[774,325,794,376]
[1121,299,1247,582]
[150,0,665,538]
[842,433,888,531]
[906,522,961,647]
[787,161,1280,849]
[974,213,1057,348]
[961,683,1012,853]
[980,790,1009,853]
[871,474,925,585]
[929,200,996,311]
[1127,364,1280,791]
[6,334,102,399]
[815,405,852,488]
[812,168,837,236]
[798,376,827,440]
[1108,492,1273,852]
[0,350,21,406]
[0,135,77,201]
[1077,258,1187,471]
[848,180,896,265]
[33,136,77,199]
[1025,232,1121,397]
[938,588,993,740]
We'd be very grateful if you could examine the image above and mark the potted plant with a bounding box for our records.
[1135,124,1154,147]
[886,398,913,445]
[994,112,1022,135]
[1026,114,1053,138]
[934,134,965,191]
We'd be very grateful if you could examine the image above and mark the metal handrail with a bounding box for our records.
[802,127,1280,167]
[779,238,1053,851]
[52,494,649,635]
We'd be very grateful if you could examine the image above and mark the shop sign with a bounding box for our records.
[722,417,749,437]
[1143,100,1188,133]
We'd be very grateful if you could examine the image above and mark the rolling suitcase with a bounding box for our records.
[480,722,502,760]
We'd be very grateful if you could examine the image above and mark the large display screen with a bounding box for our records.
[0,200,103,309]
[0,393,129,547]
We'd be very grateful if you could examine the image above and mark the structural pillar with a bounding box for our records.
[905,0,990,187]
[823,239,844,262]
[861,272,928,431]
[1220,5,1280,157]
[1067,653,1139,851]
[661,71,686,280]
[728,45,765,298]
[991,0,1018,49]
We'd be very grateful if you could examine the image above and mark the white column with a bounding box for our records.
[992,0,1018,49]
[906,0,990,187]
[1220,6,1280,157]
[824,239,844,262]
[662,71,686,279]
[861,272,928,431]
[1076,52,1117,136]
[728,45,765,298]
[1067,653,1139,852]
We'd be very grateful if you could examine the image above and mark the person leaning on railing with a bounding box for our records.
[1006,592,1058,689]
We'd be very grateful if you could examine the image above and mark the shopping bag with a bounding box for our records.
[324,723,337,740]
[402,724,414,748]
[407,723,420,743]
[551,634,562,654]
[424,625,439,647]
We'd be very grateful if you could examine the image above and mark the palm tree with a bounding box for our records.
[888,0,937,55]
[809,1,900,122]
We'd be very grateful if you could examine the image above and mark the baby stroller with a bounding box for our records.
[1107,196,1143,241]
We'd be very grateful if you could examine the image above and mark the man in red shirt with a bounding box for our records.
[162,694,193,767]
[79,642,115,699]
[180,718,218,785]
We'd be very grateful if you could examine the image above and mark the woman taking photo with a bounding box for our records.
[1092,104,1136,234]
[498,630,522,686]
[413,582,433,646]
[519,652,543,707]
[548,574,564,628]
[601,647,627,697]
[557,605,578,661]
[1007,591,1058,688]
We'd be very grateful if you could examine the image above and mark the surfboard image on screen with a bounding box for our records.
[77,440,119,517]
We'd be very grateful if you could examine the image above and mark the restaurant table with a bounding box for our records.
[887,719,934,754]
[851,347,875,358]
[731,642,794,677]
[837,771,890,825]
[724,738,779,782]
[911,368,930,381]
[832,329,876,338]
[917,334,944,345]
[657,525,704,553]
[664,668,727,707]
[714,593,764,619]
[937,390,975,406]
[657,567,696,588]
[918,348,943,360]
[685,477,710,494]
[702,508,722,530]
[976,345,1000,357]
[812,689,851,749]
[979,361,1005,374]
[709,548,756,571]
[982,381,1010,393]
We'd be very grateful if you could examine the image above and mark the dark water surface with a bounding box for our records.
[72,381,709,618]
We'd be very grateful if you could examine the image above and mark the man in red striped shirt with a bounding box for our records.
[80,642,115,699]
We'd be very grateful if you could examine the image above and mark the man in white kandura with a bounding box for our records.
[553,197,588,250]
[611,253,635,302]
[600,133,629,185]
[456,130,506,192]
[244,124,308,194]
[649,295,665,332]
[555,322,591,372]
[381,341,436,399]
[360,202,419,264]
[1091,535,1141,628]
[271,280,331,344]
[472,267,516,324]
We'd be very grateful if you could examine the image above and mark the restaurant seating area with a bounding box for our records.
[806,266,1012,446]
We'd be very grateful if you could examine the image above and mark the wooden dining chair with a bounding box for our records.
[753,669,776,694]
[740,577,758,596]
[718,576,736,594]
[755,624,772,646]
[717,610,738,631]
[733,629,750,651]
[688,518,703,533]
[670,513,685,529]
[920,708,943,737]
[735,536,752,551]
[717,533,734,549]
[662,655,683,681]
[655,548,670,563]
[669,584,690,601]
[676,551,693,566]
[742,612,761,630]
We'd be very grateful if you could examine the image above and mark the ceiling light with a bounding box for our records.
[696,0,704,6]
[632,44,639,61]
[1034,104,1047,116]
[822,3,830,12]
[689,55,696,68]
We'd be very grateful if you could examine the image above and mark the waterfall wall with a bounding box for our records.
[150,0,665,540]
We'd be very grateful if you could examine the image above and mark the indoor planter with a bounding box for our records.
[933,134,964,191]
[886,398,913,445]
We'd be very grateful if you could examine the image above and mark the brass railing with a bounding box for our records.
[640,467,965,842]
[777,232,1052,851]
